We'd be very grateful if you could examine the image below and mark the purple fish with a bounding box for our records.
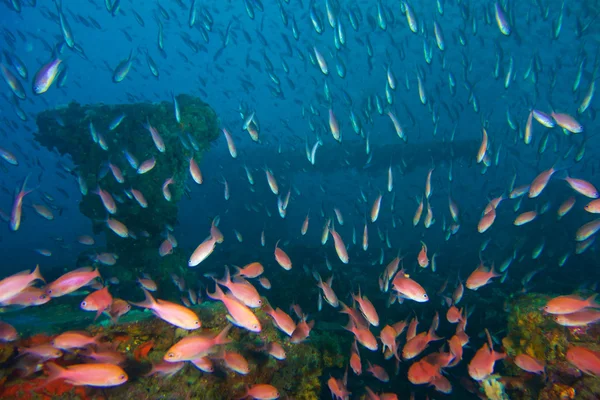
[33,58,62,95]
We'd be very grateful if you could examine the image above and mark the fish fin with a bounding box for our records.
[214,324,232,346]
[206,284,224,301]
[32,264,45,283]
[44,362,65,386]
[586,293,599,308]
[130,288,157,309]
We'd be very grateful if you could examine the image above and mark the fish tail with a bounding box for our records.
[31,264,45,283]
[206,284,224,301]
[131,288,156,309]
[44,362,66,386]
[428,321,442,342]
[214,324,232,346]
[586,293,599,308]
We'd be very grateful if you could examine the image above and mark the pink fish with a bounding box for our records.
[3,287,50,307]
[551,112,583,133]
[145,361,185,377]
[352,287,379,326]
[81,287,113,320]
[164,325,231,362]
[143,119,166,152]
[51,331,100,350]
[0,321,18,341]
[566,346,600,376]
[189,157,203,184]
[162,177,174,201]
[317,274,339,307]
[137,157,156,174]
[329,228,349,264]
[131,288,201,330]
[514,354,545,374]
[46,267,100,297]
[158,238,173,256]
[244,384,280,400]
[564,176,599,198]
[107,217,128,238]
[207,285,261,332]
[466,263,499,290]
[264,303,296,336]
[45,362,128,387]
[391,269,428,302]
[130,188,148,208]
[188,235,217,267]
[468,330,505,380]
[94,186,117,215]
[0,265,44,304]
[10,175,34,231]
[274,240,292,270]
[215,267,262,308]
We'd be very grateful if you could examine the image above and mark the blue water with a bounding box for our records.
[1,0,599,398]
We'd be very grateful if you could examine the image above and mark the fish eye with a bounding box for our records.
[253,324,258,330]
[195,321,200,326]
[81,301,87,307]
[168,352,174,358]
[423,294,428,299]
[47,289,52,294]
[120,375,125,380]
[258,299,262,304]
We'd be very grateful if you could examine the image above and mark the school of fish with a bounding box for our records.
[1,0,600,399]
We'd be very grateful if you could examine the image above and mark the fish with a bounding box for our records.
[10,175,33,231]
[392,269,428,302]
[207,284,261,332]
[164,325,231,362]
[0,265,44,304]
[131,288,201,330]
[33,57,62,95]
[45,362,128,387]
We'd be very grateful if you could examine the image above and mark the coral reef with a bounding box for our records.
[0,298,347,400]
[501,293,600,400]
[34,95,219,280]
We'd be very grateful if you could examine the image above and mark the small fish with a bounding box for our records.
[45,362,128,387]
[33,58,62,95]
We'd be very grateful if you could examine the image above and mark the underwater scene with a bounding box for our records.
[1,0,600,399]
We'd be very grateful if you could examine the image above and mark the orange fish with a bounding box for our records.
[329,227,349,264]
[80,286,113,320]
[478,208,496,233]
[514,354,545,375]
[477,128,488,163]
[274,240,292,270]
[350,340,362,375]
[234,262,264,278]
[529,166,557,198]
[417,241,429,268]
[164,325,231,362]
[45,362,128,387]
[392,269,429,302]
[352,287,379,327]
[566,346,600,376]
[466,262,499,290]
[131,288,201,330]
[543,294,598,315]
[467,329,505,381]
[371,194,382,222]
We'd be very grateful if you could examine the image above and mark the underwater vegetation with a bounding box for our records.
[501,293,600,400]
[34,95,219,282]
[0,300,346,400]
